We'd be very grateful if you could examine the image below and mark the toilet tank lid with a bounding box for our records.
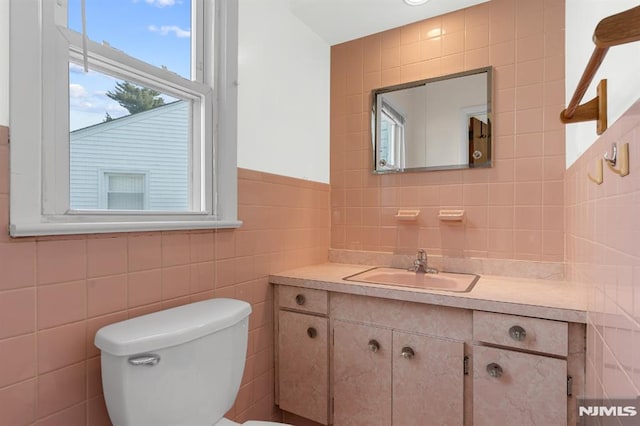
[94,298,252,356]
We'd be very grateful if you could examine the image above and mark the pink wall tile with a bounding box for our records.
[0,162,329,426]
[35,403,86,426]
[566,99,640,401]
[87,357,102,399]
[127,234,161,272]
[87,395,111,426]
[161,233,191,267]
[0,379,36,426]
[37,322,86,374]
[0,111,328,424]
[37,363,86,418]
[330,1,566,261]
[0,195,10,244]
[87,237,127,278]
[36,240,87,285]
[87,275,127,318]
[0,334,36,388]
[0,242,35,290]
[127,269,162,308]
[37,281,86,330]
[190,232,215,263]
[161,265,191,300]
[0,288,35,339]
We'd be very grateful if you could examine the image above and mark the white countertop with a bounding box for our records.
[269,263,587,323]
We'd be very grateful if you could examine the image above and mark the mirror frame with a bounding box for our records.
[371,66,493,174]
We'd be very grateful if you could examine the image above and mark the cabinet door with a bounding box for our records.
[278,310,329,425]
[473,345,567,426]
[333,320,392,426]
[393,331,464,426]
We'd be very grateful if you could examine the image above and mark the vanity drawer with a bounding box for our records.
[473,311,568,357]
[278,286,328,315]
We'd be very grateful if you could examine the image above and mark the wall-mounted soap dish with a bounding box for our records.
[438,209,465,222]
[395,209,420,221]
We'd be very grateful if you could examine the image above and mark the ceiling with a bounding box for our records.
[285,0,490,46]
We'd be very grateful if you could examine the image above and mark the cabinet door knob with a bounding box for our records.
[486,363,503,378]
[509,325,526,341]
[307,327,317,338]
[368,339,380,353]
[295,294,306,305]
[401,346,415,359]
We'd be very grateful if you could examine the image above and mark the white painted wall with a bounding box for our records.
[238,0,330,184]
[565,0,640,167]
[0,0,9,126]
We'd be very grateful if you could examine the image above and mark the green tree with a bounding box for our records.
[106,81,165,115]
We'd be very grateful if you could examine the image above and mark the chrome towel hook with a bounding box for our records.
[604,142,617,166]
[603,142,629,177]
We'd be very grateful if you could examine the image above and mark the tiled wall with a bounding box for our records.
[0,123,330,426]
[330,0,566,262]
[565,100,640,400]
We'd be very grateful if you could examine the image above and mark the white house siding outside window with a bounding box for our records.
[9,0,241,236]
[70,102,190,212]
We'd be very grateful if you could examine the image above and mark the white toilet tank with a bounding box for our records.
[95,298,252,426]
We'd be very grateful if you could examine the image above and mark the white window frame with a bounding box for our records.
[9,0,240,236]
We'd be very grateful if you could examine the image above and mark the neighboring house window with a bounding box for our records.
[104,173,147,211]
[9,0,240,236]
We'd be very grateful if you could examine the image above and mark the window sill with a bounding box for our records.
[9,219,243,237]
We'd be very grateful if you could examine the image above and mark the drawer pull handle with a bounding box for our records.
[307,327,317,338]
[486,363,503,378]
[401,346,415,359]
[368,339,380,353]
[509,325,527,341]
[295,294,306,305]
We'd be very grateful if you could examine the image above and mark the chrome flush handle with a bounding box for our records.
[128,354,160,366]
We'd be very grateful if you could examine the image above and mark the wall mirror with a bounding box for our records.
[372,67,492,173]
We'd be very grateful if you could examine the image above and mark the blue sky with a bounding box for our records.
[68,0,191,130]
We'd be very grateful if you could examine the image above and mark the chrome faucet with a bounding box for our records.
[411,249,438,274]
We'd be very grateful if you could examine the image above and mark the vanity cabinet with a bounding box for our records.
[331,293,469,426]
[332,321,392,425]
[332,320,464,426]
[472,311,570,426]
[273,283,584,426]
[276,288,330,425]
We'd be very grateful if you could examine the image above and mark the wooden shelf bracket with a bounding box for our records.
[560,5,640,136]
[560,79,608,135]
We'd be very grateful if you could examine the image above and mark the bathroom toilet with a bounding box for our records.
[94,298,288,426]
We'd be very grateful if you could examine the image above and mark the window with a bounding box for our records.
[103,173,147,210]
[9,0,240,236]
[377,99,406,171]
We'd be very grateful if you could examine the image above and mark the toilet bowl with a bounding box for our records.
[94,298,290,426]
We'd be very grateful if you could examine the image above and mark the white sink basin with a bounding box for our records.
[344,267,479,293]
